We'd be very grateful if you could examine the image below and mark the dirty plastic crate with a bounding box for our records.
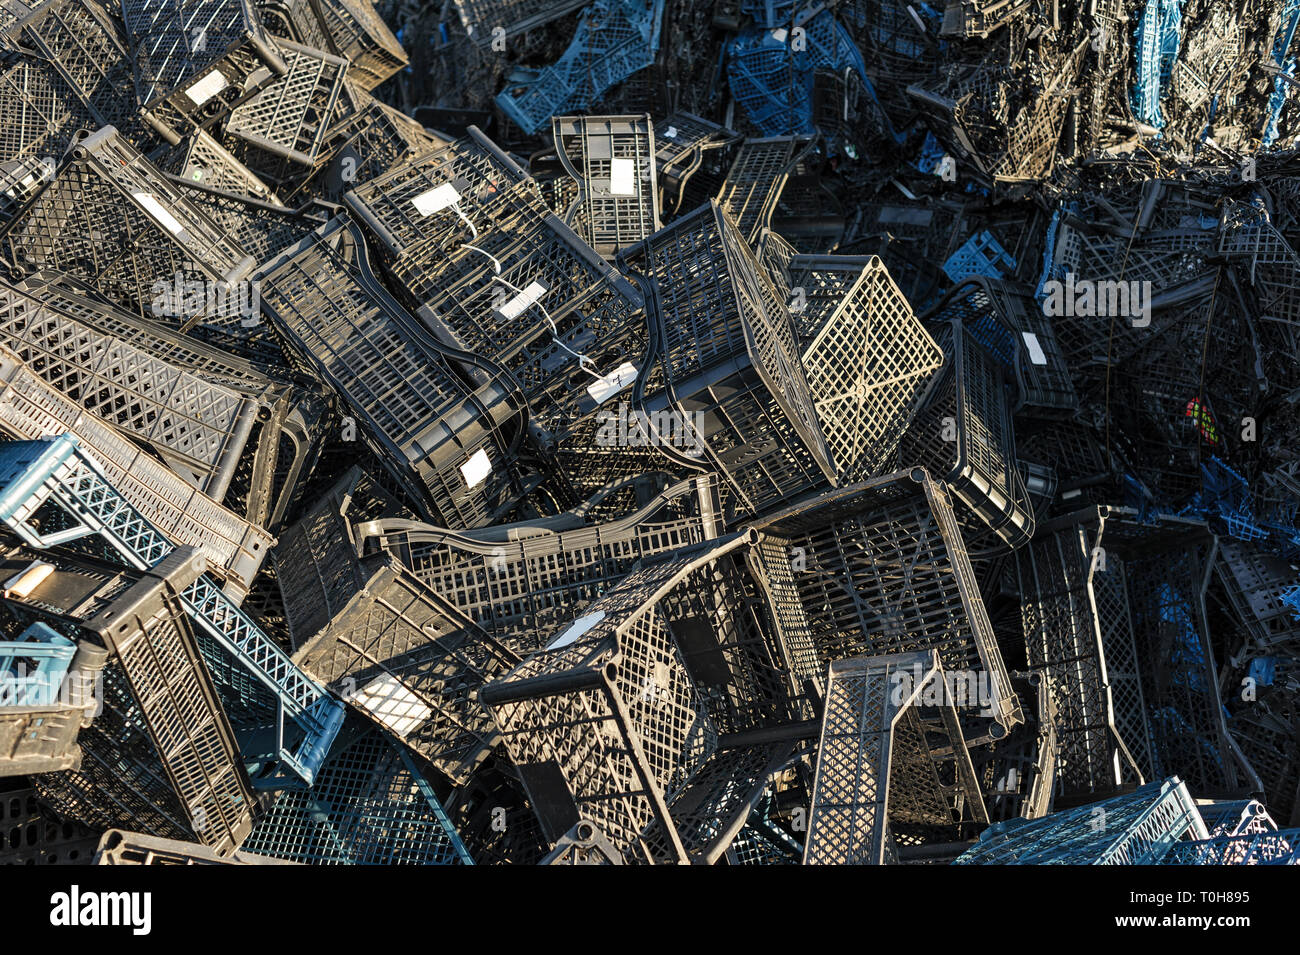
[0,349,274,594]
[0,55,97,162]
[795,255,944,483]
[803,650,988,864]
[552,114,660,258]
[494,0,666,135]
[163,128,283,202]
[954,776,1208,864]
[257,214,528,528]
[358,474,725,654]
[94,827,298,863]
[754,468,1024,736]
[971,673,1058,822]
[654,111,740,216]
[480,533,816,863]
[306,0,406,90]
[78,548,258,852]
[0,780,102,864]
[0,275,276,502]
[316,82,445,196]
[240,717,473,864]
[224,38,349,168]
[1015,507,1146,797]
[715,134,813,245]
[1,624,106,777]
[120,0,289,142]
[897,314,1035,554]
[623,200,835,517]
[0,125,255,317]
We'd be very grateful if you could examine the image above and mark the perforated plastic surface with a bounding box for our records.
[553,114,660,257]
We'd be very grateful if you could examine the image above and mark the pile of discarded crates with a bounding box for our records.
[1,0,1299,866]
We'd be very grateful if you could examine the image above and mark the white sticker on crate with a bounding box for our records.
[186,69,228,106]
[132,193,186,236]
[350,673,432,736]
[771,27,788,42]
[586,362,638,405]
[411,181,461,216]
[460,448,491,488]
[496,280,548,320]
[546,610,607,651]
[608,157,636,196]
[664,125,678,140]
[1021,331,1048,365]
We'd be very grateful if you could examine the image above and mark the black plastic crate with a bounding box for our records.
[0,781,102,864]
[623,200,835,517]
[802,650,988,864]
[0,125,256,318]
[258,214,529,528]
[94,827,297,863]
[451,0,588,46]
[120,0,289,142]
[552,114,660,258]
[754,468,1024,737]
[306,0,406,91]
[654,111,740,217]
[715,135,814,245]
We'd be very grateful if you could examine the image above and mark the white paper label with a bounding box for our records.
[664,125,678,140]
[460,448,491,488]
[351,673,431,736]
[586,361,638,405]
[546,610,606,651]
[411,181,461,216]
[771,27,788,42]
[496,280,548,320]
[609,157,636,196]
[1021,331,1048,365]
[186,69,228,106]
[132,192,186,236]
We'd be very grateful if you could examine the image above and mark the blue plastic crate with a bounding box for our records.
[1130,0,1183,129]
[943,230,1016,283]
[495,0,665,134]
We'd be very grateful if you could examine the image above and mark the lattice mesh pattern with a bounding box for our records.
[553,114,660,257]
[716,135,812,244]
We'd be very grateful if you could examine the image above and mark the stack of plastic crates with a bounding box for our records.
[897,306,1035,555]
[480,531,818,864]
[791,254,944,483]
[802,650,988,864]
[258,214,529,528]
[241,716,473,864]
[1227,704,1300,826]
[344,129,650,467]
[494,0,666,136]
[715,134,813,246]
[622,200,835,517]
[954,776,1209,864]
[552,115,660,258]
[654,111,740,217]
[0,622,106,776]
[357,474,726,655]
[0,126,255,319]
[1015,507,1146,798]
[0,778,102,864]
[451,0,589,46]
[754,468,1024,737]
[120,0,289,142]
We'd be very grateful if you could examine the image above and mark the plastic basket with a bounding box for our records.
[796,255,944,483]
[715,134,813,245]
[552,114,660,258]
[120,0,289,142]
[754,468,1024,735]
[954,776,1208,864]
[0,125,255,317]
[1158,827,1300,865]
[494,0,666,135]
[480,532,816,862]
[897,313,1035,554]
[803,650,988,864]
[0,55,96,163]
[240,717,473,864]
[163,128,282,202]
[306,0,406,91]
[257,214,528,528]
[358,473,725,655]
[654,111,740,216]
[624,200,834,516]
[224,38,349,168]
